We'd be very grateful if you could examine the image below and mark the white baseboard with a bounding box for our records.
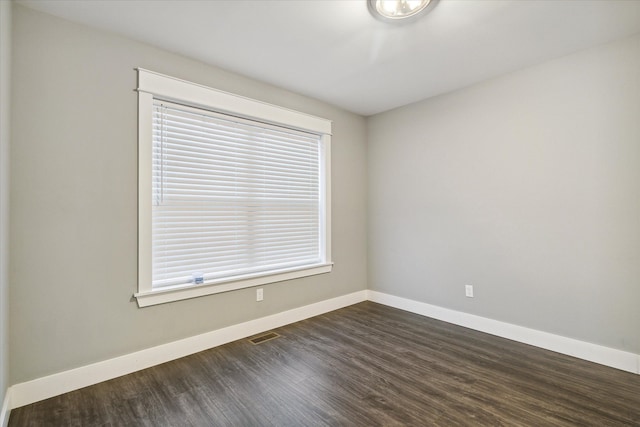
[9,290,368,409]
[0,389,10,427]
[8,288,639,411]
[367,290,639,375]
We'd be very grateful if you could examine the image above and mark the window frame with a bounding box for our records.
[135,69,332,307]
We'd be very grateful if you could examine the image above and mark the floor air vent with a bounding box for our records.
[249,332,280,345]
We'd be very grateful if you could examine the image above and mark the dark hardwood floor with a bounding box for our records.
[9,302,640,426]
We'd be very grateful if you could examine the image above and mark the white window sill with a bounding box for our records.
[134,263,333,307]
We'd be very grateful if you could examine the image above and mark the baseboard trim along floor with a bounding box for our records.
[6,289,639,411]
[367,290,639,375]
[8,290,368,409]
[0,390,10,427]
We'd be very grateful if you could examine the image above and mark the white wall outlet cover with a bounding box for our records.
[465,285,474,298]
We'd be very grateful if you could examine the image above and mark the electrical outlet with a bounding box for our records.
[465,285,474,298]
[256,288,264,302]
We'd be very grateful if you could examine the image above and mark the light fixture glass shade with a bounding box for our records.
[368,0,436,23]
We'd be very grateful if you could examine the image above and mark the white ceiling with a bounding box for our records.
[17,0,640,116]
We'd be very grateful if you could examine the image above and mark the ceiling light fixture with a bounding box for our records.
[368,0,437,23]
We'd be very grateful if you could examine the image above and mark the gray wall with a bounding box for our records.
[10,5,367,384]
[0,0,11,411]
[368,34,640,354]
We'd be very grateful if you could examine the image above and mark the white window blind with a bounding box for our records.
[152,100,324,289]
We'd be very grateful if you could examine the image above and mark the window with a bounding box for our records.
[135,69,332,307]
